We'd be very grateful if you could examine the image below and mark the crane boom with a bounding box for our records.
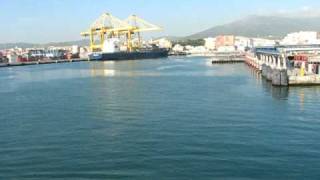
[81,12,162,52]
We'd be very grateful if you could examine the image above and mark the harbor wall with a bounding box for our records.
[245,50,320,86]
[246,55,289,86]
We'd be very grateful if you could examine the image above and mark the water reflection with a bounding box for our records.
[272,86,289,100]
[288,86,320,112]
[247,66,290,100]
[247,65,320,111]
[299,89,305,111]
[87,59,245,78]
[261,79,289,100]
[247,66,262,86]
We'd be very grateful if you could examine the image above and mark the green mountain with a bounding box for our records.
[186,15,320,39]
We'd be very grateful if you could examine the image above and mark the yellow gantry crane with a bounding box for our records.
[125,15,162,50]
[81,12,162,52]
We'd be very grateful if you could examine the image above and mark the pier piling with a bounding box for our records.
[245,45,320,86]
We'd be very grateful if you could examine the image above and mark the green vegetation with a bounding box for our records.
[173,39,205,46]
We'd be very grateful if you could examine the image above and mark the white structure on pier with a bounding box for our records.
[281,31,320,45]
[204,37,216,50]
[246,45,320,86]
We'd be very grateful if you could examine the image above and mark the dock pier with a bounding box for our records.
[245,45,320,86]
[0,58,88,68]
[211,52,245,64]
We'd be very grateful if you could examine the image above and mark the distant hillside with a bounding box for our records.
[186,15,320,39]
[156,36,183,41]
[0,43,36,49]
[44,40,89,47]
[4,15,320,48]
[0,40,89,49]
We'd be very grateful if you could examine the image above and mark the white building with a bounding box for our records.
[152,38,172,49]
[251,38,276,47]
[203,35,276,52]
[217,46,236,52]
[185,45,194,51]
[172,44,184,52]
[281,31,320,45]
[102,38,120,53]
[187,46,207,54]
[234,36,251,52]
[204,37,216,50]
[7,53,18,63]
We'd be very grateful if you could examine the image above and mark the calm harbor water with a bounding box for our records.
[1,57,320,179]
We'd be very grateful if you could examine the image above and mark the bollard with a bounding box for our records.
[272,56,277,69]
[277,56,281,69]
[267,66,273,81]
[300,62,306,76]
[272,69,281,86]
[280,70,288,86]
[261,64,267,78]
[272,69,288,86]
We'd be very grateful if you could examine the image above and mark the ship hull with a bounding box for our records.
[89,49,169,61]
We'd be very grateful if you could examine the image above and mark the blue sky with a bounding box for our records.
[1,0,320,43]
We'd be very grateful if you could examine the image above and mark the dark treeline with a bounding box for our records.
[172,39,205,46]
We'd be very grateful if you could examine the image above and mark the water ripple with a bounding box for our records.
[1,57,320,179]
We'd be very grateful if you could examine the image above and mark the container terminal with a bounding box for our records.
[0,46,87,67]
[80,13,169,61]
[0,12,170,67]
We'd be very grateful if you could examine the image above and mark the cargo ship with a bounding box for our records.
[89,48,169,61]
[88,39,169,61]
